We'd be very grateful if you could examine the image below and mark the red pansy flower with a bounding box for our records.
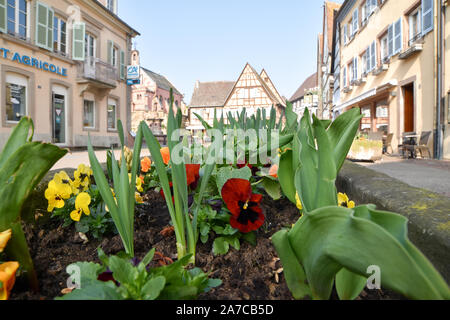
[221,178,265,233]
[160,164,200,203]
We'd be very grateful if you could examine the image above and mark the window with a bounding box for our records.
[7,0,27,39]
[343,24,348,44]
[364,41,377,72]
[112,46,117,67]
[343,66,347,88]
[107,98,117,130]
[83,100,95,128]
[381,34,389,62]
[107,0,116,13]
[53,16,67,55]
[350,57,358,82]
[5,73,27,122]
[85,34,95,58]
[409,7,422,45]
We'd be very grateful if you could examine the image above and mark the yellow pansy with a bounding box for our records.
[135,192,144,204]
[0,261,20,300]
[70,193,91,222]
[74,164,93,191]
[45,180,72,212]
[295,192,303,211]
[338,193,355,209]
[0,229,12,253]
[129,173,144,193]
[54,171,80,195]
[105,188,117,213]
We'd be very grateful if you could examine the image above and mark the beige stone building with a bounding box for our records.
[0,0,139,150]
[188,63,286,130]
[289,72,319,118]
[332,0,449,159]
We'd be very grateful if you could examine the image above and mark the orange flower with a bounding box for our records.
[269,164,279,178]
[0,262,20,300]
[160,147,170,165]
[141,157,152,173]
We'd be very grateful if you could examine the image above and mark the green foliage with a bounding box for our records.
[58,249,221,300]
[0,118,67,290]
[215,166,252,195]
[273,108,450,300]
[88,120,143,256]
[273,205,450,300]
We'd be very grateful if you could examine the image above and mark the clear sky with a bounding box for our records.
[119,0,343,104]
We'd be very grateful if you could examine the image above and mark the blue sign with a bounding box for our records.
[0,47,68,77]
[127,79,140,86]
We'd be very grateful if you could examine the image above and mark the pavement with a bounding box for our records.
[51,148,150,170]
[357,155,450,197]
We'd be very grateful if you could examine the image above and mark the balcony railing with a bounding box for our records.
[408,33,422,47]
[77,57,118,87]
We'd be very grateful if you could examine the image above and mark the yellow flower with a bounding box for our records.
[45,180,72,212]
[0,229,12,253]
[74,164,93,191]
[0,261,20,300]
[54,171,80,195]
[129,173,144,193]
[105,188,117,213]
[295,192,303,211]
[338,193,355,209]
[135,192,144,204]
[70,193,91,222]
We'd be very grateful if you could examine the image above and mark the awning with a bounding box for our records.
[334,80,398,112]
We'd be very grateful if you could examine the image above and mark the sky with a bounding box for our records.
[119,0,343,104]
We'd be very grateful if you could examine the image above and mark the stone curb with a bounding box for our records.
[337,161,450,284]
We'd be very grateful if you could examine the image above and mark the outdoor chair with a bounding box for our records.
[368,131,383,141]
[383,133,394,154]
[413,131,432,159]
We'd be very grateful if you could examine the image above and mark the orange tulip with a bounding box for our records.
[0,229,12,253]
[141,157,152,173]
[160,147,170,165]
[269,164,279,178]
[0,262,20,300]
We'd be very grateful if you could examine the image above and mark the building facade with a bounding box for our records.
[318,1,342,119]
[289,72,319,118]
[332,0,449,159]
[130,50,186,135]
[188,63,286,129]
[0,0,139,150]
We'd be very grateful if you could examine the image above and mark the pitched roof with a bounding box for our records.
[190,81,235,107]
[245,64,286,107]
[141,68,182,96]
[290,73,318,102]
[260,69,286,106]
[324,1,341,54]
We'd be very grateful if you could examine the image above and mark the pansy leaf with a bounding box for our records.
[142,276,166,300]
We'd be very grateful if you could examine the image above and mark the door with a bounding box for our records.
[403,83,415,133]
[52,93,66,144]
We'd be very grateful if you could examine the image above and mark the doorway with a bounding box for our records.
[52,92,66,145]
[403,83,415,133]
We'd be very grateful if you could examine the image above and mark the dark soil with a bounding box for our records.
[11,191,405,300]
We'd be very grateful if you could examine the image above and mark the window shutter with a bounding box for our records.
[371,0,377,13]
[36,2,49,49]
[72,22,85,61]
[343,24,348,44]
[120,50,125,80]
[107,40,113,65]
[388,23,394,57]
[394,18,402,54]
[47,8,54,51]
[353,57,358,80]
[0,0,6,33]
[343,67,347,87]
[422,0,433,35]
[353,9,358,34]
[370,41,376,70]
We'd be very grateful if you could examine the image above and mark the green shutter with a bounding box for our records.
[107,40,113,65]
[36,2,49,49]
[120,50,125,80]
[72,22,85,61]
[0,0,6,34]
[47,8,54,51]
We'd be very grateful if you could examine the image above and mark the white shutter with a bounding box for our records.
[72,22,85,61]
[422,0,433,35]
[0,0,6,33]
[343,24,348,44]
[120,49,125,80]
[388,23,394,57]
[353,9,359,34]
[343,67,347,87]
[47,8,54,51]
[353,57,358,80]
[394,18,402,54]
[370,41,376,70]
[371,0,377,13]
